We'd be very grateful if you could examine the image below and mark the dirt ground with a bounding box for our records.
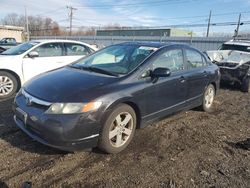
[0,87,249,188]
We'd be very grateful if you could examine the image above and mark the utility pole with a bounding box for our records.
[234,13,242,38]
[206,10,212,37]
[67,6,77,36]
[25,7,30,41]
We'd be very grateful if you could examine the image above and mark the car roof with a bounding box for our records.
[31,39,85,43]
[224,39,250,47]
[29,39,97,50]
[119,42,173,48]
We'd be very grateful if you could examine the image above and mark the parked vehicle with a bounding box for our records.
[0,46,6,53]
[0,37,20,49]
[13,42,220,154]
[0,40,97,99]
[206,39,250,92]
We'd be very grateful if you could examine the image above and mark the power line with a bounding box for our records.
[70,10,250,23]
[29,20,250,32]
[76,0,197,9]
[36,7,66,17]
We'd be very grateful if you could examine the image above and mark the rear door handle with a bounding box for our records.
[179,76,186,83]
[203,71,208,77]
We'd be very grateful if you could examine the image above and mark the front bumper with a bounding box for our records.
[13,93,101,152]
[217,63,250,84]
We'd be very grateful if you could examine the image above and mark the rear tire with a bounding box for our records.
[98,104,136,154]
[0,71,18,100]
[201,84,215,113]
[241,77,250,93]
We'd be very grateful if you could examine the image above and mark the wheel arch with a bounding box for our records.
[103,98,142,129]
[210,81,217,94]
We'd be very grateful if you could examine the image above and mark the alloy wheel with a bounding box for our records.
[0,76,14,97]
[204,87,214,109]
[109,112,134,148]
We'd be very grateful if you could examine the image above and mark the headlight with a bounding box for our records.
[46,101,102,114]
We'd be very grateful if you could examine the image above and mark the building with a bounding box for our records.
[0,25,24,42]
[96,28,193,37]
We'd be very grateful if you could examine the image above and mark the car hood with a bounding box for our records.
[206,50,250,65]
[0,55,20,61]
[0,55,22,69]
[24,67,119,103]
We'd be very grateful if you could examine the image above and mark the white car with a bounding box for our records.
[0,40,98,99]
[206,39,250,92]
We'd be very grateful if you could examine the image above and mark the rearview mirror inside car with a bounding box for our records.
[28,51,39,58]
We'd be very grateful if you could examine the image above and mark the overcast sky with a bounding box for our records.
[0,0,250,35]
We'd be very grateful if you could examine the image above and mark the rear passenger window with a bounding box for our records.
[152,49,184,72]
[34,43,63,57]
[186,49,206,69]
[65,43,90,56]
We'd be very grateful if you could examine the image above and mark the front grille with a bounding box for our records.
[21,89,52,109]
[216,62,238,68]
[15,114,42,137]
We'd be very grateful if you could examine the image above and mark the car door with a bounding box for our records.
[140,47,188,122]
[22,42,66,82]
[63,43,93,63]
[184,48,210,104]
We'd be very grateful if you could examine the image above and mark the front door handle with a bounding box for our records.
[203,71,208,77]
[179,76,186,83]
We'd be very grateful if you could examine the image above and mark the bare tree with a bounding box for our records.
[0,13,61,36]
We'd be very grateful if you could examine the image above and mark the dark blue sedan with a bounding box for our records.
[13,42,220,153]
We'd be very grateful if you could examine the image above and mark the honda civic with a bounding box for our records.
[13,42,220,153]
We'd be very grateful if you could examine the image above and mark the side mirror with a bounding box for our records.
[28,51,39,58]
[151,67,171,78]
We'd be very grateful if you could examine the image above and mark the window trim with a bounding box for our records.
[149,47,187,74]
[32,42,64,58]
[184,47,209,70]
[64,42,91,56]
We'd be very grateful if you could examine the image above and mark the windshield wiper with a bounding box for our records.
[86,66,119,77]
[68,65,118,77]
[68,64,82,69]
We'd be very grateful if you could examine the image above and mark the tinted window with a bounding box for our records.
[34,43,63,57]
[220,44,250,52]
[65,43,90,56]
[152,49,184,72]
[6,38,15,43]
[186,49,206,69]
[1,42,39,55]
[73,44,158,75]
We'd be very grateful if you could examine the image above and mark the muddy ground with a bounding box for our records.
[0,87,249,188]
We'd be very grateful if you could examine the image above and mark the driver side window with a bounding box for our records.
[152,49,184,72]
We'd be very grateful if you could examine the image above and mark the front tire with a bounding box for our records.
[241,77,250,93]
[201,84,215,113]
[98,104,136,154]
[0,71,18,100]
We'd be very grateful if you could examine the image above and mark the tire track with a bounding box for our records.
[40,154,103,187]
[3,155,63,182]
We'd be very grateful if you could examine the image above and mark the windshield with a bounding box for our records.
[71,44,158,75]
[219,44,250,53]
[1,42,39,55]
